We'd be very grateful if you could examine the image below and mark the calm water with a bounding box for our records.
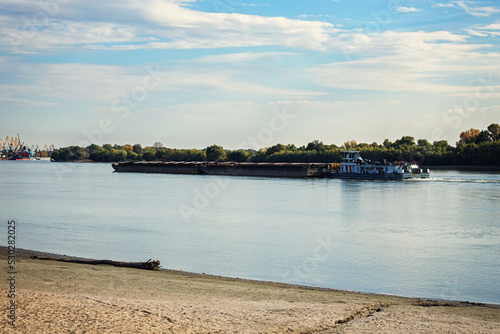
[1,161,499,304]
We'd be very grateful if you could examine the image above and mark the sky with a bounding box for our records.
[0,0,499,150]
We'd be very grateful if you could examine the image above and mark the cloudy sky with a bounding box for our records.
[1,0,499,149]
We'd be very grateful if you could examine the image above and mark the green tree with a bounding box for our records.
[394,136,415,147]
[266,144,286,156]
[89,146,105,161]
[142,148,156,161]
[72,146,88,160]
[102,149,113,161]
[476,130,492,144]
[306,140,326,152]
[155,148,168,160]
[417,139,431,148]
[114,149,127,161]
[187,149,206,161]
[87,144,102,154]
[228,150,249,162]
[51,146,89,161]
[133,144,143,154]
[432,140,450,150]
[50,149,60,161]
[127,151,139,160]
[206,145,227,161]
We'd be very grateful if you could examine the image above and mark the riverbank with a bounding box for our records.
[1,247,499,333]
[49,159,500,172]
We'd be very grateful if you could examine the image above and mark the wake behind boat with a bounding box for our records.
[323,150,430,180]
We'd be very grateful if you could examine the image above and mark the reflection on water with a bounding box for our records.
[1,161,499,304]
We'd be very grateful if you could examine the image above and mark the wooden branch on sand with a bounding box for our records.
[31,256,161,270]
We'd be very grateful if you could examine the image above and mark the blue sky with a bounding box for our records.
[1,0,499,149]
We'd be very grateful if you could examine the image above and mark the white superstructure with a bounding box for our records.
[325,151,430,180]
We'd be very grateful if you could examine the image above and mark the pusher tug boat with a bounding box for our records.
[323,150,430,180]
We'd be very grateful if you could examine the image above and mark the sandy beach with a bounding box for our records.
[1,247,499,333]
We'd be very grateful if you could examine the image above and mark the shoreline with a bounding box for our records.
[5,246,499,308]
[2,247,500,333]
[46,159,500,171]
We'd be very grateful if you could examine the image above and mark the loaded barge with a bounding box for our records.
[112,151,430,180]
[112,161,325,178]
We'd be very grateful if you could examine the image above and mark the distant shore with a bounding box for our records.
[48,159,500,171]
[2,246,499,333]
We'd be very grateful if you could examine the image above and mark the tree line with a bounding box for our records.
[51,123,500,166]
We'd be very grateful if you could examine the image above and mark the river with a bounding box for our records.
[1,160,499,304]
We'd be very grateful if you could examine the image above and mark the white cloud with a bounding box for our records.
[195,52,300,63]
[164,70,326,98]
[0,16,146,54]
[455,0,500,17]
[433,3,456,8]
[396,6,422,13]
[311,30,500,95]
[466,21,500,37]
[481,23,500,30]
[0,89,58,106]
[433,1,500,16]
[241,3,270,7]
[0,0,337,53]
[335,30,469,58]
[0,54,326,109]
[0,61,142,103]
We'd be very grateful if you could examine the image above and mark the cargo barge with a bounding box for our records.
[112,161,327,178]
[111,161,203,174]
[201,162,325,178]
[112,151,430,180]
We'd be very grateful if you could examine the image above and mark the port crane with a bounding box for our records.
[0,134,54,160]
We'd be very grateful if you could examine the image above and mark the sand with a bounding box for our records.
[1,247,499,333]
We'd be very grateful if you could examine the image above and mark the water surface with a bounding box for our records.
[1,161,499,304]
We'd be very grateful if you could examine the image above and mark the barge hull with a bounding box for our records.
[200,167,321,178]
[323,172,409,180]
[112,161,326,178]
[112,162,201,174]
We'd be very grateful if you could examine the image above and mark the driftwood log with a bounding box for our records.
[32,256,161,270]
